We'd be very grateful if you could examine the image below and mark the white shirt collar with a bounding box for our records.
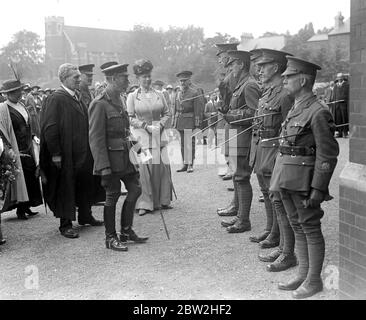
[61,84,76,97]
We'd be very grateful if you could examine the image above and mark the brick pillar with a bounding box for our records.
[339,0,366,299]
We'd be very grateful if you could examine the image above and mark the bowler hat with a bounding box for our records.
[282,56,321,77]
[0,79,26,93]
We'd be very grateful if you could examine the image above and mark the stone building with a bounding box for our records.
[306,12,350,62]
[238,33,287,51]
[45,16,130,81]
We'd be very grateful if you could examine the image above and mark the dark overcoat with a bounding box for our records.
[40,88,89,220]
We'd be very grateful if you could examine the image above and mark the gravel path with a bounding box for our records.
[0,138,348,300]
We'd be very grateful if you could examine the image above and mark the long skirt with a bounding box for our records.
[136,147,173,211]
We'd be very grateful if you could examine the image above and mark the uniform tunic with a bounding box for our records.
[250,80,294,176]
[223,72,261,181]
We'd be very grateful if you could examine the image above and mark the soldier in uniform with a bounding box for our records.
[214,43,243,216]
[246,49,297,272]
[271,57,339,298]
[78,64,95,109]
[215,43,239,182]
[89,63,148,252]
[173,71,204,173]
[219,50,261,233]
[94,61,118,96]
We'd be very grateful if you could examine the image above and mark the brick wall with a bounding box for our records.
[339,0,366,299]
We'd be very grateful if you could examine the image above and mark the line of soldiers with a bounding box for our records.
[213,43,339,299]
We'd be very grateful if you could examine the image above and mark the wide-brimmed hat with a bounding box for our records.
[133,59,153,76]
[0,79,26,93]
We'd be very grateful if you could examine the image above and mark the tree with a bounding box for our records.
[0,30,46,81]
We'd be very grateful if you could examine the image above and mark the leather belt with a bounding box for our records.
[259,129,277,139]
[279,145,315,156]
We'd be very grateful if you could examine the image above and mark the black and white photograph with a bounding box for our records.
[0,0,364,305]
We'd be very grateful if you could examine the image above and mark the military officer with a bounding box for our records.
[94,61,118,96]
[219,50,261,233]
[271,57,339,298]
[173,71,204,173]
[78,64,95,109]
[216,42,239,181]
[246,49,297,272]
[88,63,148,252]
[214,43,242,217]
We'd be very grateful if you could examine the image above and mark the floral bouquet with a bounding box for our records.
[0,137,20,210]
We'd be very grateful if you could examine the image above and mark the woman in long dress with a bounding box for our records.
[127,59,173,216]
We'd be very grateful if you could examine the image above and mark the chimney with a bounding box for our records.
[335,12,344,29]
[241,33,253,44]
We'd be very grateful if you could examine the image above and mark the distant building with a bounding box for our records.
[306,12,350,61]
[238,32,288,51]
[45,16,130,80]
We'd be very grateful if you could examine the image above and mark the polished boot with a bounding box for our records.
[227,181,252,233]
[120,228,149,243]
[104,205,116,236]
[259,203,280,248]
[221,217,238,228]
[120,200,147,243]
[278,277,305,291]
[266,253,297,272]
[177,164,188,172]
[79,214,104,226]
[217,205,238,217]
[258,248,282,263]
[292,280,323,299]
[280,223,309,293]
[217,180,238,215]
[249,230,270,243]
[16,208,28,220]
[293,225,325,299]
[25,208,39,216]
[105,234,128,251]
[187,165,194,173]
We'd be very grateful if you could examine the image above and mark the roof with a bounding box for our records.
[307,34,329,42]
[238,35,286,51]
[63,25,130,53]
[329,18,350,36]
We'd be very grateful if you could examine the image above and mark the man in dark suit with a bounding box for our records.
[40,63,103,239]
[172,71,204,173]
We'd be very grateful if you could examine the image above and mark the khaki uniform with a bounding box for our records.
[173,86,204,165]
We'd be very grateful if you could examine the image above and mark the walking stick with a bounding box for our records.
[211,122,258,151]
[143,149,171,240]
[229,112,281,125]
[192,104,248,137]
[326,100,345,105]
